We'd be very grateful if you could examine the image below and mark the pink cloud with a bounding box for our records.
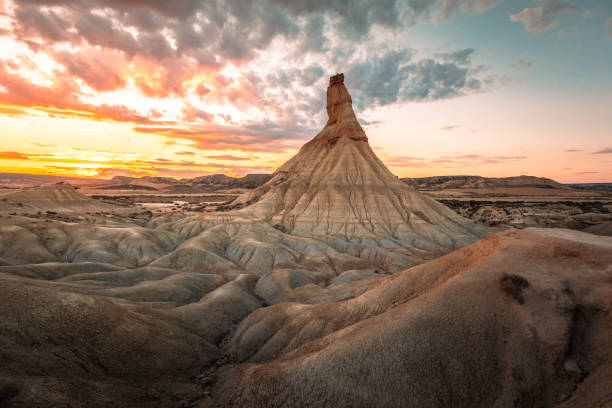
[55,49,126,92]
[440,125,459,131]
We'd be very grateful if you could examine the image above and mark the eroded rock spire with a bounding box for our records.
[229,73,487,260]
[323,73,367,143]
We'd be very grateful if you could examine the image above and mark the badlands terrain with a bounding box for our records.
[403,176,612,234]
[0,75,611,408]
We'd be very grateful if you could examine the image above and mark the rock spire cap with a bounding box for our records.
[326,73,353,123]
[329,73,344,86]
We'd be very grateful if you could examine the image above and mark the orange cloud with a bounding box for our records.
[0,106,27,116]
[0,63,159,124]
[0,151,30,160]
[133,125,303,153]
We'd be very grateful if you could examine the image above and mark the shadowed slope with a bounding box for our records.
[0,270,263,407]
[208,228,612,407]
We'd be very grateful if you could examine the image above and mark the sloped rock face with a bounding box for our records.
[139,74,489,277]
[230,74,486,247]
[209,229,612,408]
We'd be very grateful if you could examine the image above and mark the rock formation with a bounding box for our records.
[208,228,612,408]
[0,182,117,213]
[229,73,486,247]
[142,74,489,278]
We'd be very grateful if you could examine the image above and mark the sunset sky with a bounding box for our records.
[0,0,610,182]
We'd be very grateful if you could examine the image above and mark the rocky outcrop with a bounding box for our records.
[209,229,612,408]
[228,74,486,249]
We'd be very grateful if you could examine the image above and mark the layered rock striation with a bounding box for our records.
[230,74,487,246]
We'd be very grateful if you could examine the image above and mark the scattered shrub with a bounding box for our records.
[500,274,530,304]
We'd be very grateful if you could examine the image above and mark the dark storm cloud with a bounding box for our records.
[9,0,494,63]
[299,66,326,87]
[74,13,140,56]
[7,0,504,111]
[266,65,326,89]
[345,49,493,108]
[510,0,576,33]
[346,50,412,106]
[13,6,71,42]
[13,0,203,19]
[121,9,164,32]
[138,32,175,60]
[403,58,485,99]
[4,0,503,150]
[297,15,329,54]
[269,0,404,35]
[435,48,475,65]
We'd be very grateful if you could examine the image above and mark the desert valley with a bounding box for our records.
[0,75,611,408]
[1,1,612,407]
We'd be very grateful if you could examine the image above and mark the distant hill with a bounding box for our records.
[191,174,271,189]
[0,182,117,212]
[109,173,272,190]
[401,175,568,191]
[0,172,104,188]
[109,175,177,185]
[0,172,273,193]
[566,183,612,191]
[96,184,158,191]
[6,172,605,194]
